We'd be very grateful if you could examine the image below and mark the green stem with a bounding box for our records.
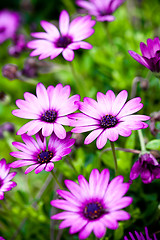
[110,141,118,176]
[51,171,63,189]
[138,129,146,153]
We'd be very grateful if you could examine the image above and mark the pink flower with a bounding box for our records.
[10,131,75,174]
[130,153,160,184]
[0,9,20,44]
[128,37,160,76]
[70,90,150,149]
[0,158,17,200]
[12,82,80,138]
[27,10,96,61]
[51,169,132,239]
[76,0,126,22]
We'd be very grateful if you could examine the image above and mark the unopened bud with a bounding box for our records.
[2,122,15,134]
[72,133,84,148]
[2,64,18,80]
[140,79,149,91]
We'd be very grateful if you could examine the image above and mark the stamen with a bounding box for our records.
[101,114,118,128]
[37,150,53,164]
[83,201,104,220]
[41,110,57,123]
[56,36,72,48]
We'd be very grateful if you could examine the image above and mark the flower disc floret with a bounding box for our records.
[41,110,57,123]
[84,201,105,220]
[12,82,80,138]
[70,90,150,149]
[51,169,132,239]
[10,131,75,174]
[27,10,96,61]
[101,114,118,128]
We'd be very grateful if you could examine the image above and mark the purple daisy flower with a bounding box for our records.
[27,10,96,61]
[130,153,160,184]
[124,226,157,240]
[10,131,75,174]
[76,0,126,22]
[51,169,132,239]
[12,82,80,138]
[70,90,150,149]
[128,37,160,76]
[0,158,17,200]
[0,9,20,44]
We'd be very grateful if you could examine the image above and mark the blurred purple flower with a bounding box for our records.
[0,158,17,200]
[76,0,126,22]
[70,90,150,149]
[128,37,160,76]
[27,10,96,61]
[51,168,132,239]
[8,34,26,57]
[12,82,80,138]
[130,153,160,184]
[124,226,157,240]
[0,9,20,44]
[10,131,75,174]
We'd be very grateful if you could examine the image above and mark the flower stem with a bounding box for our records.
[138,129,146,153]
[110,141,118,176]
[51,171,63,189]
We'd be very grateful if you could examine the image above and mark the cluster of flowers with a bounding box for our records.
[1,0,160,239]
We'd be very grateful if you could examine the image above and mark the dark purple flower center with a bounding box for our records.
[0,26,6,33]
[100,114,118,128]
[83,201,104,220]
[37,150,53,163]
[56,36,72,48]
[41,110,57,123]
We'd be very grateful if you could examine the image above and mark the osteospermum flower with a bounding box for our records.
[130,153,160,184]
[12,82,80,138]
[0,9,20,44]
[27,10,96,61]
[124,226,157,240]
[70,90,150,149]
[51,169,132,239]
[128,37,160,77]
[0,158,17,200]
[10,131,75,174]
[76,0,126,22]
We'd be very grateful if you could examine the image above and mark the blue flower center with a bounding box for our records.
[84,202,104,220]
[56,36,72,48]
[37,150,53,163]
[100,114,118,128]
[41,110,57,123]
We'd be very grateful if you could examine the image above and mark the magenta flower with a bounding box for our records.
[51,169,132,239]
[128,37,160,76]
[0,158,17,200]
[76,0,126,22]
[70,90,150,149]
[10,131,75,174]
[124,227,157,240]
[0,9,20,44]
[12,82,80,138]
[130,153,160,184]
[27,10,95,61]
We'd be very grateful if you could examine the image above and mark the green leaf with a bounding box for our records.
[146,139,160,151]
